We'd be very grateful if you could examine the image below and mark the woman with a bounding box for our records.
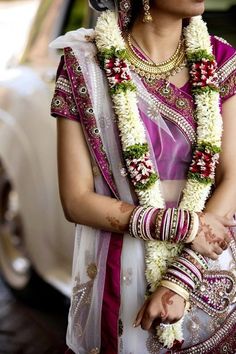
[50,0,236,353]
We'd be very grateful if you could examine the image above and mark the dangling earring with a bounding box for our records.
[142,0,153,23]
[119,0,132,30]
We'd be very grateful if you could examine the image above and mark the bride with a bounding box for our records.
[50,0,236,353]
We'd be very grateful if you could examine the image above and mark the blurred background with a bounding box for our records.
[0,0,39,71]
[0,1,235,353]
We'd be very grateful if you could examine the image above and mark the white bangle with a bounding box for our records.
[185,212,199,243]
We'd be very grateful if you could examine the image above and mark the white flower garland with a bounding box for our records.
[95,11,222,348]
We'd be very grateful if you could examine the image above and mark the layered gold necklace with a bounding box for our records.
[126,33,187,82]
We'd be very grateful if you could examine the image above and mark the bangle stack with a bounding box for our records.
[129,206,199,243]
[162,248,208,298]
[156,208,194,243]
[129,206,158,241]
[185,211,199,243]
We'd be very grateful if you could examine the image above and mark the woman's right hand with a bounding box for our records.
[191,212,235,260]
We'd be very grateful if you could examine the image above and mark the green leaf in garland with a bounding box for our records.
[192,85,219,94]
[110,82,136,95]
[124,143,149,159]
[135,173,158,191]
[188,172,213,184]
[197,142,221,154]
[187,50,215,63]
[97,47,128,65]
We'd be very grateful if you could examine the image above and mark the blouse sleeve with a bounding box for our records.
[50,55,80,122]
[212,36,236,103]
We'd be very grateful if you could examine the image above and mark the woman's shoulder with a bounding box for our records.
[211,35,236,69]
[210,36,236,101]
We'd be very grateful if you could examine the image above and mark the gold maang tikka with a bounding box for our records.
[142,0,153,23]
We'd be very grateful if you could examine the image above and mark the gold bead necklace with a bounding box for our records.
[126,33,187,82]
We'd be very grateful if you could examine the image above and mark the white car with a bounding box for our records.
[0,0,235,299]
[0,0,97,299]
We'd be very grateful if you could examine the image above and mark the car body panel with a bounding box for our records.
[0,65,74,295]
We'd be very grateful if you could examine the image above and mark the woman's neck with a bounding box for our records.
[130,13,183,64]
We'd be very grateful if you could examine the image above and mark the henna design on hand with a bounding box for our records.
[119,201,134,214]
[200,223,217,244]
[198,214,219,244]
[106,216,125,232]
[160,290,175,318]
[219,240,228,250]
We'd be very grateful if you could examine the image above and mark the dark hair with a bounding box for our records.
[129,0,143,28]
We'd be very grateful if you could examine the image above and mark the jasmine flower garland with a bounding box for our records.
[95,11,222,348]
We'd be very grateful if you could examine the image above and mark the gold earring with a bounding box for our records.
[142,0,153,23]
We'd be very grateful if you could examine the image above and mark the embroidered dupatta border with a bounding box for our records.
[217,53,236,84]
[64,46,122,353]
[176,308,236,353]
[217,54,236,100]
[136,83,196,145]
[63,47,119,199]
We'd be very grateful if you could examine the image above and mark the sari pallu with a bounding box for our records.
[50,30,236,354]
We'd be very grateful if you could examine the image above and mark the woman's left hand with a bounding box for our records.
[134,286,185,330]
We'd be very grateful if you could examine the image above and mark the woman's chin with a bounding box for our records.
[189,4,205,17]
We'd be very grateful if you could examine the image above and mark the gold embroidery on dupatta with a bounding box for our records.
[220,74,236,99]
[185,306,203,345]
[136,88,196,144]
[217,55,236,83]
[70,262,98,337]
[177,309,236,353]
[122,268,133,286]
[87,263,98,280]
[146,334,163,353]
[190,270,236,317]
[88,348,100,354]
[71,276,93,335]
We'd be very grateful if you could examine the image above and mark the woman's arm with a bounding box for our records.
[191,96,236,254]
[203,95,236,218]
[57,116,232,252]
[57,117,134,233]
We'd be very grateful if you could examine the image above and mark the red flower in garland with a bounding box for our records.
[166,339,184,352]
[126,154,154,186]
[105,58,131,87]
[190,150,219,179]
[190,58,218,89]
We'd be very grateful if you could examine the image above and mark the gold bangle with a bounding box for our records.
[154,209,164,240]
[160,280,190,302]
[185,212,199,243]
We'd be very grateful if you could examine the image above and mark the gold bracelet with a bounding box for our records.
[160,280,190,302]
[185,212,199,243]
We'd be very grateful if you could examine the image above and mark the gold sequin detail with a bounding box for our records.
[146,334,162,353]
[87,263,98,280]
[92,165,100,177]
[89,348,99,354]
